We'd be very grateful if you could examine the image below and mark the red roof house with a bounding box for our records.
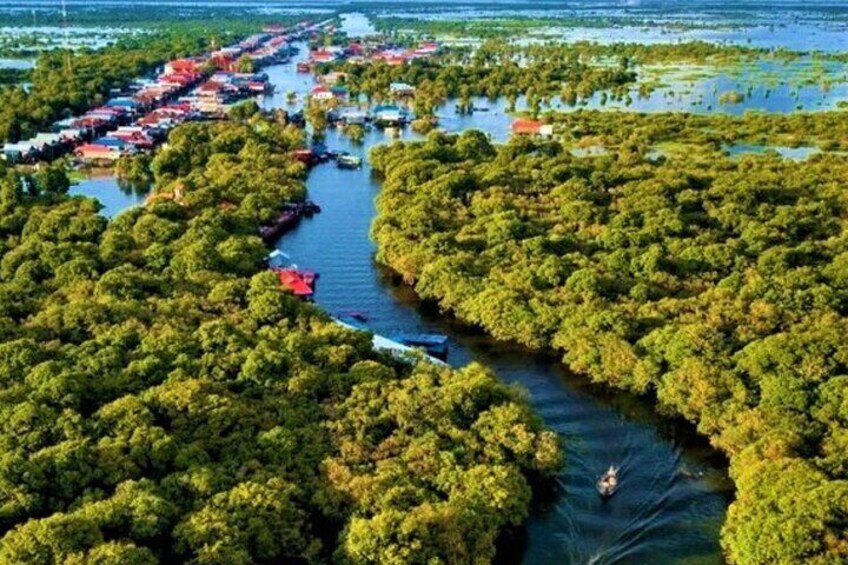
[166,59,200,74]
[511,118,553,136]
[274,269,314,297]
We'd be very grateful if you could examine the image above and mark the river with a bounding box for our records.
[259,40,733,565]
[68,34,734,565]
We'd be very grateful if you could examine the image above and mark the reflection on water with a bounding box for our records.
[261,40,848,118]
[0,58,34,69]
[68,174,149,218]
[382,1,848,53]
[47,4,848,561]
[724,143,820,160]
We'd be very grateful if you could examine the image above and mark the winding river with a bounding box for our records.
[258,35,733,565]
[69,24,736,565]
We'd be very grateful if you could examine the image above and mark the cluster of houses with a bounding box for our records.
[299,39,436,129]
[298,39,441,73]
[2,25,303,165]
[318,104,410,128]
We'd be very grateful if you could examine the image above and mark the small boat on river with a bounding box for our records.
[337,153,362,169]
[259,206,301,242]
[597,466,619,498]
[337,310,368,323]
[393,333,449,360]
[259,201,321,242]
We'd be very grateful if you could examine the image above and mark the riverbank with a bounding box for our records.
[270,120,733,563]
[64,35,735,563]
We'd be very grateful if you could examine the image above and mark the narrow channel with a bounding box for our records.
[260,34,733,565]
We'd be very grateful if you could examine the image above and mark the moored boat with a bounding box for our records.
[259,206,300,242]
[337,153,362,169]
[393,333,449,359]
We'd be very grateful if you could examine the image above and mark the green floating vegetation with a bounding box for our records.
[317,39,640,114]
[0,117,560,562]
[370,116,848,565]
[718,90,746,104]
[374,16,749,39]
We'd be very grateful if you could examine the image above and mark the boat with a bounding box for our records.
[298,269,318,285]
[337,153,362,169]
[259,201,321,243]
[303,200,321,216]
[310,141,332,162]
[259,206,301,242]
[338,310,368,322]
[373,104,409,127]
[293,148,318,166]
[393,333,449,359]
[597,466,619,498]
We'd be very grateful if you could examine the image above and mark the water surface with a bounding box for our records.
[68,174,148,217]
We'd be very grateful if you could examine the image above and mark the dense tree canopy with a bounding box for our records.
[370,117,848,564]
[0,118,560,563]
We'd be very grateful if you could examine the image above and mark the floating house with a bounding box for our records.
[273,268,316,297]
[263,23,286,34]
[372,49,408,66]
[2,142,39,163]
[339,109,369,125]
[164,59,201,75]
[511,118,554,136]
[310,49,336,64]
[330,86,349,101]
[320,71,347,85]
[346,43,366,57]
[373,105,408,127]
[75,143,125,163]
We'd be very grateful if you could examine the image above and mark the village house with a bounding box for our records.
[389,82,416,97]
[310,85,336,101]
[511,118,554,136]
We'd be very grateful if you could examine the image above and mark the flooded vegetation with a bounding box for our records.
[1,2,847,564]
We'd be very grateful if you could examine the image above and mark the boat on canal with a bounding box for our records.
[392,333,449,360]
[597,466,619,498]
[337,153,362,169]
[259,201,321,242]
